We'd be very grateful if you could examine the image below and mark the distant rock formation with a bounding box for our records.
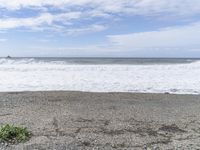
[6,55,11,59]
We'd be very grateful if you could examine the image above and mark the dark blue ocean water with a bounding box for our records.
[2,57,199,65]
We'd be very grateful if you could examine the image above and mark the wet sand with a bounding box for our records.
[0,91,200,149]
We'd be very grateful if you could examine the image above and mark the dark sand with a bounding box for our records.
[0,91,200,149]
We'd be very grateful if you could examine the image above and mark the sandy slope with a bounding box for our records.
[0,91,200,149]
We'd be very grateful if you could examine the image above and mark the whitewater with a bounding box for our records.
[0,58,199,94]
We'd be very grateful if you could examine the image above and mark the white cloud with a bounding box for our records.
[0,0,200,17]
[64,24,107,36]
[0,0,200,35]
[0,38,7,42]
[108,22,200,50]
[0,12,81,30]
[27,21,200,56]
[25,21,200,57]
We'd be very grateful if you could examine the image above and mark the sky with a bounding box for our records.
[0,0,200,57]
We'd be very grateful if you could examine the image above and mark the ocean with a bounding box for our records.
[0,57,199,94]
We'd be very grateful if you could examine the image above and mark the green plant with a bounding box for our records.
[0,124,31,144]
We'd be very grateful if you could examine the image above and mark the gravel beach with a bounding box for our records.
[0,91,200,149]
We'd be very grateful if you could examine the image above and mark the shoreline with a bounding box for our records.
[0,90,199,95]
[0,91,200,149]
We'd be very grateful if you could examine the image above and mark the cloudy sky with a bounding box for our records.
[0,0,200,57]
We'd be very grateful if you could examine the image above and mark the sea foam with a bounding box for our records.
[0,58,199,94]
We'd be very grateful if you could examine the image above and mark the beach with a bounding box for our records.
[1,0,200,149]
[0,91,200,149]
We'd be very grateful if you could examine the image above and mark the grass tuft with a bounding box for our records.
[0,124,31,144]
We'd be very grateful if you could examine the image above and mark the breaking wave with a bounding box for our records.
[0,58,199,94]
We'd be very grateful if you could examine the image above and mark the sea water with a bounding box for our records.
[0,57,199,94]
